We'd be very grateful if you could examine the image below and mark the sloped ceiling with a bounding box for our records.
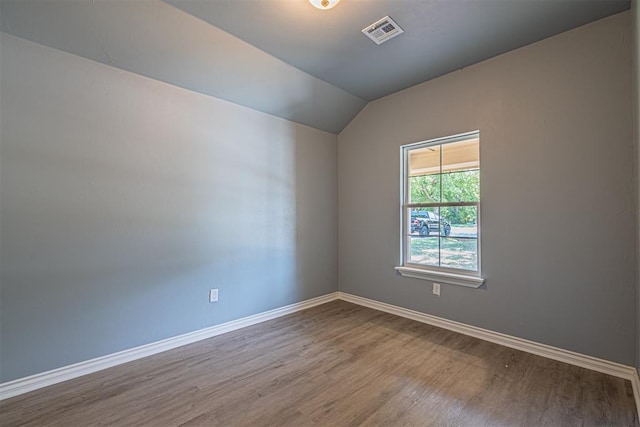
[1,0,630,134]
[0,0,366,134]
[168,0,630,101]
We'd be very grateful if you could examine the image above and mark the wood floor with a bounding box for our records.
[1,301,637,426]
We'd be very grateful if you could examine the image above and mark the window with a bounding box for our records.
[395,131,484,288]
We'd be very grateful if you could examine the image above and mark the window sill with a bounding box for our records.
[394,266,485,288]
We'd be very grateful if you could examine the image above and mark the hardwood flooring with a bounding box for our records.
[1,300,637,426]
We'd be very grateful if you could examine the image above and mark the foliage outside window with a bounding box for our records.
[398,131,482,283]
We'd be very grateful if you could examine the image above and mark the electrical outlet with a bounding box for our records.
[433,283,440,296]
[209,289,218,302]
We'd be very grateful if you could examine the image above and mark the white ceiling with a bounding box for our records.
[1,0,630,133]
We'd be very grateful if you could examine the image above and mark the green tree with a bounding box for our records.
[410,170,479,224]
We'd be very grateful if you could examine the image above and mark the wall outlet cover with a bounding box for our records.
[433,283,441,296]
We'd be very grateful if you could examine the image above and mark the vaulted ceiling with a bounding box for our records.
[1,0,630,133]
[168,0,630,101]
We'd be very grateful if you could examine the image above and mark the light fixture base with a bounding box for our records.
[309,0,341,10]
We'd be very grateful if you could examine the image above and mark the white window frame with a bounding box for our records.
[395,131,485,288]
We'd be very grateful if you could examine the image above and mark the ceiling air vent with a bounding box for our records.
[362,16,403,45]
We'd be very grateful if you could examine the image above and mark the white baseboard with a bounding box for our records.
[338,292,639,382]
[0,292,339,401]
[3,289,639,419]
[632,369,640,419]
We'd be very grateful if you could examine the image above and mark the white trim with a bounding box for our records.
[338,292,638,381]
[3,290,639,417]
[395,266,484,288]
[632,369,640,420]
[0,292,339,401]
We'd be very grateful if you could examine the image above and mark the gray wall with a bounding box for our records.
[338,12,635,365]
[0,33,338,382]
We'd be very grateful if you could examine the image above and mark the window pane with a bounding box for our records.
[409,145,440,203]
[440,237,478,271]
[409,236,439,266]
[409,175,440,203]
[409,207,440,236]
[439,206,478,238]
[441,138,479,203]
[441,169,479,203]
[409,144,441,175]
[441,137,479,173]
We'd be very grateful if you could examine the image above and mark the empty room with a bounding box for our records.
[1,0,639,425]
